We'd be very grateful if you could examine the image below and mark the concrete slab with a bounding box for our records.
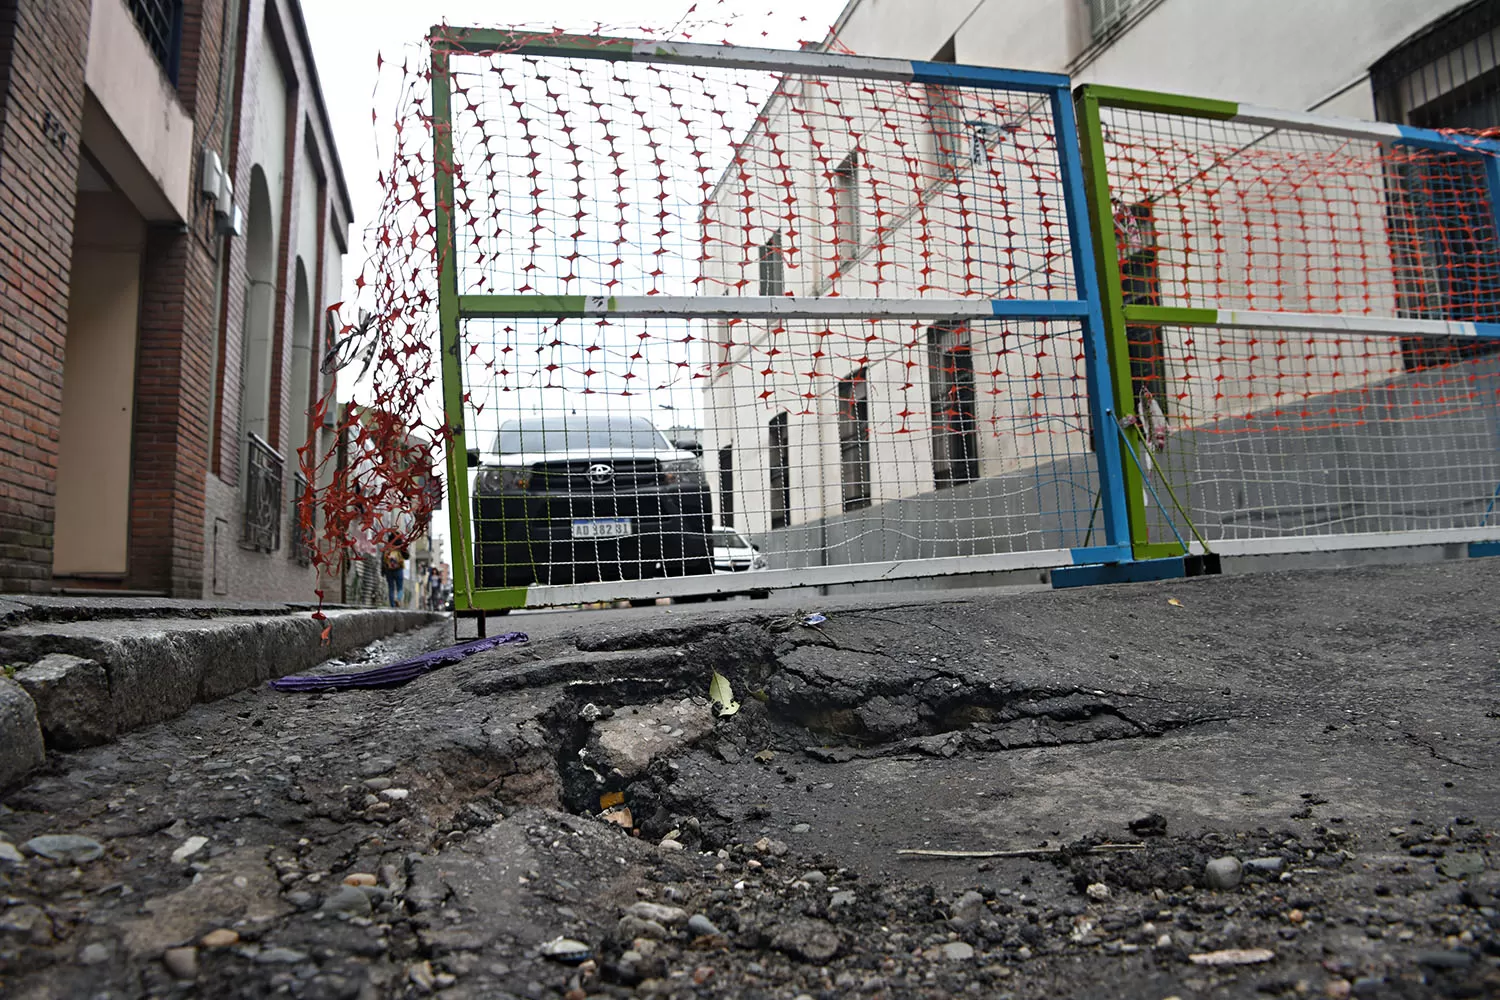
[0,678,43,789]
[0,609,438,771]
[14,653,113,749]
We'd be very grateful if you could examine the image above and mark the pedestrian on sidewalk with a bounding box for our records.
[381,532,409,607]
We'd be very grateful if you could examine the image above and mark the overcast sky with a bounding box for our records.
[303,0,846,315]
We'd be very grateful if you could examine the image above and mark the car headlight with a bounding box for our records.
[475,467,530,493]
[752,554,768,569]
[661,458,704,486]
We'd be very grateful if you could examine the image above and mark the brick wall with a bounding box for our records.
[121,0,234,597]
[0,0,89,592]
[0,0,349,598]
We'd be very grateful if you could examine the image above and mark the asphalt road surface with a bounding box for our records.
[2,559,1497,999]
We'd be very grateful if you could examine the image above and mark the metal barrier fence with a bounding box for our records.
[1074,85,1500,561]
[432,29,1131,612]
[431,34,1500,611]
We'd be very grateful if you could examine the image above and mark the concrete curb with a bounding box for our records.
[0,609,439,788]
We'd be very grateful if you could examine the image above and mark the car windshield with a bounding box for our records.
[710,529,749,549]
[493,419,670,455]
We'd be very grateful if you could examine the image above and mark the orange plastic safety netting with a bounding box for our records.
[296,13,1125,608]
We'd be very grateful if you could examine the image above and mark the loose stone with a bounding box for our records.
[23,834,104,864]
[687,914,720,937]
[163,946,198,980]
[201,928,240,948]
[1204,857,1243,890]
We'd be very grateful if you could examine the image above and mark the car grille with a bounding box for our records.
[527,459,663,493]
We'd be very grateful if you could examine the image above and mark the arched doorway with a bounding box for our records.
[289,258,313,447]
[239,166,276,449]
[239,166,280,551]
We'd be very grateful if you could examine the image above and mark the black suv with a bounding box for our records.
[471,416,713,588]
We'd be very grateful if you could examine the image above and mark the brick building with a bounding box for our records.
[0,0,352,599]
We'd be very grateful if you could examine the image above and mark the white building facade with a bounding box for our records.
[699,0,1494,546]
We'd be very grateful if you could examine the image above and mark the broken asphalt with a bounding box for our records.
[1,560,1497,999]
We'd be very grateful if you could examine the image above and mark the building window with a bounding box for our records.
[718,446,734,527]
[1117,200,1169,414]
[127,0,185,84]
[1372,0,1500,369]
[758,233,785,296]
[927,36,965,176]
[768,414,791,529]
[1087,0,1150,41]
[836,371,872,511]
[928,324,978,488]
[832,152,860,271]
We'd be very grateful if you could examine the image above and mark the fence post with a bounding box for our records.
[430,43,476,611]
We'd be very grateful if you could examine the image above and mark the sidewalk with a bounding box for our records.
[0,595,440,788]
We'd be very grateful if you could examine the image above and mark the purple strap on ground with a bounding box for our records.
[270,632,528,692]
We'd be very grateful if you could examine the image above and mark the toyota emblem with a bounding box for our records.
[586,463,614,485]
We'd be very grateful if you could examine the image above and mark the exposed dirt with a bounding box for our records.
[2,560,1499,999]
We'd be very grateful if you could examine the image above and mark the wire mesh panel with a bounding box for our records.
[1097,107,1500,320]
[1076,85,1500,558]
[444,44,1077,301]
[1125,323,1500,551]
[460,314,1105,593]
[434,30,1127,609]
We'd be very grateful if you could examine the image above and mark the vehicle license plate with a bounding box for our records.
[571,518,632,539]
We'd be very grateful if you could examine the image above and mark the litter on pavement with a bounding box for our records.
[269,632,528,692]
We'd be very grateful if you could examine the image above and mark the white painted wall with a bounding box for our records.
[701,0,1475,535]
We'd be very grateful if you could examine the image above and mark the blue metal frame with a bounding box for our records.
[900,64,1135,564]
[1395,123,1500,158]
[908,61,1072,95]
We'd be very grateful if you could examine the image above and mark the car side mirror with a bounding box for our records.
[673,438,702,457]
[751,543,761,552]
[466,448,481,468]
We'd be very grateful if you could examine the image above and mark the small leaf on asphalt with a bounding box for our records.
[1167,598,1183,607]
[709,671,740,717]
[753,749,775,764]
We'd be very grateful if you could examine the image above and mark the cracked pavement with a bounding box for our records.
[1,560,1498,998]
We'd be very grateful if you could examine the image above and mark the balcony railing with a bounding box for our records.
[242,433,283,553]
[291,472,313,566]
[126,0,184,84]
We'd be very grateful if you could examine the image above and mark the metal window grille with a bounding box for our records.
[767,414,791,529]
[126,0,184,84]
[836,371,872,512]
[242,433,283,552]
[928,324,979,488]
[718,447,734,527]
[1086,0,1147,40]
[758,234,785,296]
[831,153,860,270]
[290,472,313,566]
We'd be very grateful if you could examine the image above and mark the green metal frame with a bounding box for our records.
[431,41,528,613]
[1073,85,1237,560]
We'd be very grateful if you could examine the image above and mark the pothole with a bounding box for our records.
[426,616,1234,856]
